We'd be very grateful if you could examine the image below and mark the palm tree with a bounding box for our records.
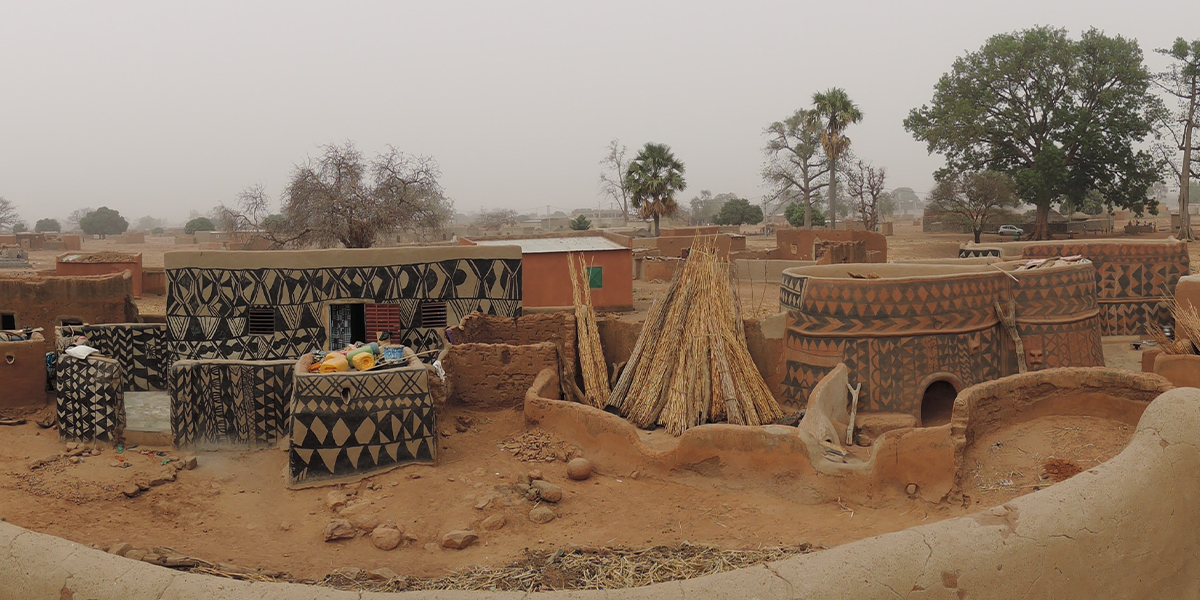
[806,88,863,230]
[624,143,687,236]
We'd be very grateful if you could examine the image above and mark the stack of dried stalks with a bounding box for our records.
[1147,295,1200,355]
[608,236,782,435]
[568,253,611,407]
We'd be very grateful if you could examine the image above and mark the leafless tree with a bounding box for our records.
[598,139,632,225]
[475,208,520,230]
[763,109,829,228]
[1153,38,1200,240]
[844,159,891,231]
[65,206,93,230]
[0,196,18,232]
[928,171,1021,243]
[219,142,451,249]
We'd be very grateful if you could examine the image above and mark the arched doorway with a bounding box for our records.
[920,380,957,426]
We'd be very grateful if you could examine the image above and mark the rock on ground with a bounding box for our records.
[567,457,593,480]
[441,530,479,549]
[370,526,403,551]
[324,519,356,541]
[481,513,506,531]
[529,506,555,524]
[530,480,562,503]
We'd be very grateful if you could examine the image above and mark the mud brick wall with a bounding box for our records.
[59,324,167,391]
[0,273,138,351]
[0,335,48,410]
[450,312,577,385]
[288,356,435,488]
[169,359,294,448]
[56,354,124,442]
[442,341,559,409]
[164,247,522,361]
[780,262,1104,417]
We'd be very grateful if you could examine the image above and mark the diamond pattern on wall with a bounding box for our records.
[56,355,125,442]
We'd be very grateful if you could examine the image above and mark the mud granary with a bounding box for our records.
[959,238,1189,335]
[779,260,1105,423]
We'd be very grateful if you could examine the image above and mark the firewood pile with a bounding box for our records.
[607,236,782,435]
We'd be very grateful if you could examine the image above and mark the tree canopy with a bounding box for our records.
[475,208,519,229]
[713,198,764,226]
[569,214,592,230]
[1154,37,1200,239]
[785,201,825,228]
[625,143,686,236]
[185,217,216,234]
[763,109,829,229]
[79,207,128,238]
[928,171,1021,243]
[0,197,18,232]
[218,142,453,248]
[905,26,1163,239]
[34,218,60,233]
[807,88,863,230]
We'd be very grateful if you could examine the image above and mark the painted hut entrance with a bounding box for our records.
[920,380,957,426]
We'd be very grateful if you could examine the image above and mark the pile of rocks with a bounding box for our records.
[121,455,198,498]
[323,488,418,551]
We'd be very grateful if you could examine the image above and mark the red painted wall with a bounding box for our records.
[522,250,633,311]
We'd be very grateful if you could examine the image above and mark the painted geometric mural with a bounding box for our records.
[56,354,125,442]
[169,359,294,448]
[288,359,435,488]
[165,257,522,361]
[780,263,1105,417]
[59,324,167,392]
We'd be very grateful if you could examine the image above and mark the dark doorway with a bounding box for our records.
[920,380,957,426]
[1,313,15,330]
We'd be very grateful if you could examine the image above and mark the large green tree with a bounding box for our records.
[1154,38,1200,239]
[625,143,686,236]
[79,207,128,238]
[807,88,863,231]
[34,218,61,233]
[905,27,1163,240]
[763,109,829,229]
[713,198,764,226]
[928,171,1021,243]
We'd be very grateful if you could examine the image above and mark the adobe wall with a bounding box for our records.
[779,262,1104,416]
[142,267,165,295]
[651,233,734,259]
[0,335,47,410]
[56,252,144,298]
[959,238,1190,335]
[0,273,138,349]
[169,359,294,448]
[442,341,558,410]
[289,355,435,488]
[59,324,167,391]
[520,249,633,311]
[164,246,522,360]
[772,228,887,262]
[448,312,577,389]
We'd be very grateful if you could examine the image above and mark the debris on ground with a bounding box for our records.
[500,430,581,463]
[1042,458,1083,482]
[315,543,819,592]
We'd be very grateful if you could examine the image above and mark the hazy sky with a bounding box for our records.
[2,1,1197,224]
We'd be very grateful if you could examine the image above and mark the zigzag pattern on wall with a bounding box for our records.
[56,355,125,442]
[169,360,294,447]
[165,258,522,360]
[288,364,435,488]
[59,324,168,391]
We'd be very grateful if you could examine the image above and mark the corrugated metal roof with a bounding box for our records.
[472,236,627,254]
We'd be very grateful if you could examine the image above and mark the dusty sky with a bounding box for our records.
[1,1,1196,225]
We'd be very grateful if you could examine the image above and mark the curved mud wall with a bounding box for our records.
[779,262,1103,415]
[6,387,1200,599]
[959,239,1189,335]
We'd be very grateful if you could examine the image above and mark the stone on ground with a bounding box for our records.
[481,513,507,531]
[441,530,479,549]
[324,519,356,541]
[529,506,555,524]
[567,457,593,480]
[369,525,403,551]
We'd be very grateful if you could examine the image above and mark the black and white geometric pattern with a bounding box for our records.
[288,360,435,488]
[169,359,294,448]
[165,258,522,361]
[59,324,168,392]
[56,354,125,442]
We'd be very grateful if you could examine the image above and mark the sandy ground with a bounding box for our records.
[0,404,1134,582]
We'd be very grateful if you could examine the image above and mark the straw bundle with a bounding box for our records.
[1150,295,1200,355]
[568,253,611,407]
[610,236,783,435]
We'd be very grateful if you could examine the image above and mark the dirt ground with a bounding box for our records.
[0,404,1135,583]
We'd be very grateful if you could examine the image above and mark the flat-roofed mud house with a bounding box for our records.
[462,232,633,312]
[164,246,523,360]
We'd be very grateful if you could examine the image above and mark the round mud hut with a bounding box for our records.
[779,261,1104,424]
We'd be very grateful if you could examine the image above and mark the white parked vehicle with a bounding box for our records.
[998,225,1024,236]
